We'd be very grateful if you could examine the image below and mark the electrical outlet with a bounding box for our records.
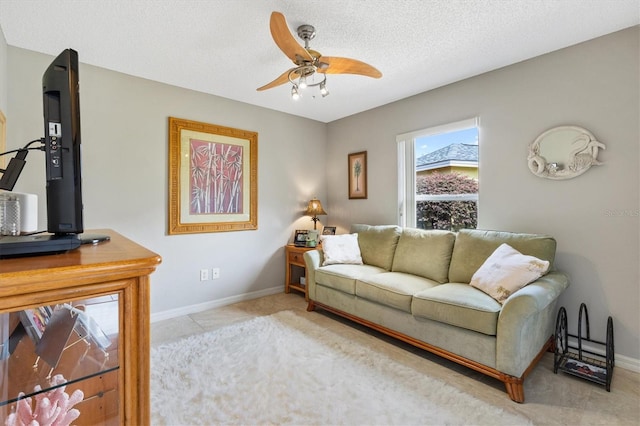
[200,269,209,281]
[211,268,220,279]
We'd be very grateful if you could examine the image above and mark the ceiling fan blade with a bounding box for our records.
[318,57,382,78]
[256,68,297,91]
[270,11,313,63]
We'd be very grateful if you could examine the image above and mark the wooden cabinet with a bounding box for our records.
[284,244,317,300]
[0,230,161,425]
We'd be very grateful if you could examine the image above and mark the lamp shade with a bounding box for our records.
[304,198,327,216]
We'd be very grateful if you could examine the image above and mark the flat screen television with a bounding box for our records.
[42,48,83,234]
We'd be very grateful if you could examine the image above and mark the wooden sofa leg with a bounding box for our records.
[306,300,316,312]
[504,380,525,403]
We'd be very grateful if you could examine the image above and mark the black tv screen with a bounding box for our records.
[42,48,83,234]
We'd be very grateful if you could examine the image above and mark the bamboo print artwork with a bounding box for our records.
[168,117,257,234]
[189,139,244,214]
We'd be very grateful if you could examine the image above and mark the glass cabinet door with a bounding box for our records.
[1,294,120,425]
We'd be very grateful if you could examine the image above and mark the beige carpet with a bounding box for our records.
[150,310,531,425]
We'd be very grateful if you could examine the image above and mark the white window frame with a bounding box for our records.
[396,117,479,228]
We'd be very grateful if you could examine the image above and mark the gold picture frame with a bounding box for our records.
[0,110,6,169]
[168,117,258,234]
[348,151,367,199]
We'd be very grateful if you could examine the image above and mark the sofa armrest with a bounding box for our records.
[496,271,569,377]
[304,249,324,300]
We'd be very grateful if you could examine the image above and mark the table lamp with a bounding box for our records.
[304,198,327,230]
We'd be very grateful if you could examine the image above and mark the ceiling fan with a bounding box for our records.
[257,11,382,99]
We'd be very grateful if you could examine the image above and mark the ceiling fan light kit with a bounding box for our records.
[288,63,328,100]
[257,12,381,100]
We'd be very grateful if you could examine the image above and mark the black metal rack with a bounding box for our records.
[554,303,614,391]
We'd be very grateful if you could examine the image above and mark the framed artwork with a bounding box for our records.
[322,226,336,235]
[348,151,367,199]
[294,230,309,247]
[306,230,319,247]
[19,306,53,345]
[169,117,258,234]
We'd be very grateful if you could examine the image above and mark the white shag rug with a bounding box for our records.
[151,310,530,425]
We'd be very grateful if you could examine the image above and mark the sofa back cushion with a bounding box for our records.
[448,229,557,284]
[350,224,401,270]
[391,228,456,283]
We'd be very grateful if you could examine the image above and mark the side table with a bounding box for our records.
[285,244,317,300]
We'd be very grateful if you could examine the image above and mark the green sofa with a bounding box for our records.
[304,225,569,402]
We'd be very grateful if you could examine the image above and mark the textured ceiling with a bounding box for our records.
[1,0,638,123]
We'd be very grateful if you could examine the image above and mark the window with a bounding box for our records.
[397,118,479,231]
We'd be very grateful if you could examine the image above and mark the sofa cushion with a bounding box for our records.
[356,272,440,313]
[391,228,455,283]
[350,224,401,270]
[448,229,557,284]
[411,283,502,335]
[315,264,387,295]
[321,233,363,266]
[470,243,550,304]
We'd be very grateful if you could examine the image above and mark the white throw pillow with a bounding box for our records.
[470,243,550,304]
[321,234,363,266]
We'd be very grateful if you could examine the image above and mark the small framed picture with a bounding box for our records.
[307,230,319,247]
[19,306,53,344]
[294,230,309,247]
[348,151,367,199]
[322,226,336,235]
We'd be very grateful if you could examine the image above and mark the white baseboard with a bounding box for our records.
[151,289,640,373]
[150,285,283,323]
[566,337,640,373]
[615,353,640,373]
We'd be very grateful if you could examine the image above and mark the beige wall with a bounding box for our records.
[6,47,327,315]
[0,26,6,113]
[326,27,639,361]
[0,28,7,169]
